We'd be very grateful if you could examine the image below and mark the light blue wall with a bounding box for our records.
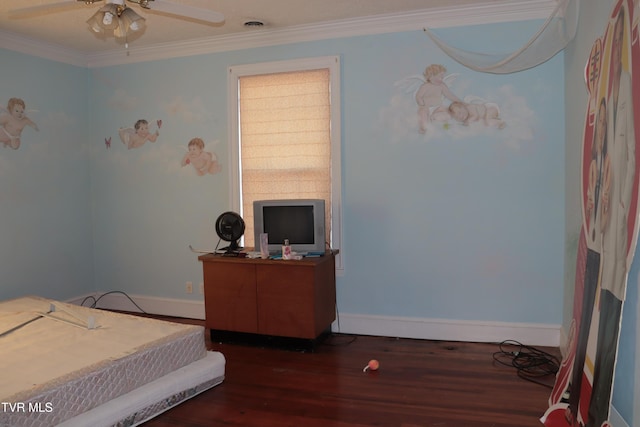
[341,26,564,323]
[85,24,565,324]
[0,49,93,301]
[564,1,638,424]
[87,57,231,300]
[0,21,566,322]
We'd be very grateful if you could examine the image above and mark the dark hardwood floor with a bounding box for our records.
[138,316,560,427]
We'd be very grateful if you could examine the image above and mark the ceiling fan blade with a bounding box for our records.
[8,0,99,19]
[145,0,225,24]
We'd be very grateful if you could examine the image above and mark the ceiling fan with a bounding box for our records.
[9,0,225,31]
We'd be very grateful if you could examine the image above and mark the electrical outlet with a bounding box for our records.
[185,281,193,294]
[199,282,204,294]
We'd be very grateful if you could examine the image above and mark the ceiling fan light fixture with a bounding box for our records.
[86,3,145,39]
[87,4,121,32]
[118,7,146,34]
[102,12,114,25]
[126,0,151,7]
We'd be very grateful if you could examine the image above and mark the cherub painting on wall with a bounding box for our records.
[448,99,506,129]
[0,97,39,150]
[397,63,506,135]
[118,119,161,149]
[415,64,463,132]
[181,137,221,176]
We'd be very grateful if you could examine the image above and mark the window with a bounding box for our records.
[228,56,342,269]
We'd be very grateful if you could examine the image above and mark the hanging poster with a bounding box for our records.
[542,0,640,426]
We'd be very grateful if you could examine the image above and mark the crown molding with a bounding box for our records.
[0,29,87,67]
[1,0,558,68]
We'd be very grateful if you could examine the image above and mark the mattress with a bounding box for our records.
[0,296,225,427]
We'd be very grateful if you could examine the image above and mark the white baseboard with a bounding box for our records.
[333,313,561,347]
[67,293,560,346]
[66,292,206,320]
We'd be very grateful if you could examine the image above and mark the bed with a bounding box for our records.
[0,296,225,427]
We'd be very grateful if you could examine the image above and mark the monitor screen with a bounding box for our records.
[253,199,325,254]
[263,205,315,244]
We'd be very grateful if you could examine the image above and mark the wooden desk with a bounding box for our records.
[198,252,337,340]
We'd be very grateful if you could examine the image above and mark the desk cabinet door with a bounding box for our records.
[256,264,315,338]
[203,262,257,333]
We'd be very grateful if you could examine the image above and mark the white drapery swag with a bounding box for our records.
[424,0,579,74]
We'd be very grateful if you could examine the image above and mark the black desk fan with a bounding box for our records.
[215,211,245,256]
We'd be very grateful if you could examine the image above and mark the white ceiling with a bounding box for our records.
[0,0,552,56]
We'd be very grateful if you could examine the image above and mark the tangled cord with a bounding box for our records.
[493,340,560,388]
[80,291,148,314]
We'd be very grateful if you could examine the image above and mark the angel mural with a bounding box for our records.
[181,137,221,176]
[397,63,506,134]
[414,64,462,133]
[0,97,39,150]
[448,99,506,128]
[118,118,161,149]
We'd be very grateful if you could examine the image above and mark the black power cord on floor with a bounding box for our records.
[80,291,148,314]
[493,339,560,388]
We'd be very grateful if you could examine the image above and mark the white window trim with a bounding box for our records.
[227,56,343,271]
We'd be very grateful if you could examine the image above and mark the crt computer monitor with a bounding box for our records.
[253,199,326,254]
